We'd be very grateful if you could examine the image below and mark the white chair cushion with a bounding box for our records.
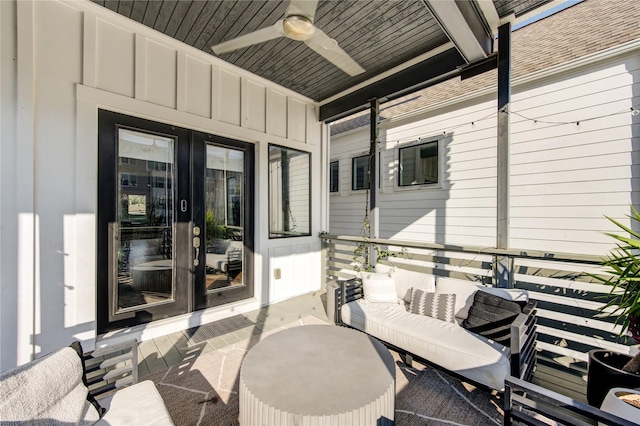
[0,346,101,424]
[361,271,397,303]
[95,380,174,426]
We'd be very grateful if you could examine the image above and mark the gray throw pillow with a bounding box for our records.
[461,289,522,347]
[408,288,456,323]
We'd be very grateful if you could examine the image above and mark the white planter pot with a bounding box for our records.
[599,387,640,425]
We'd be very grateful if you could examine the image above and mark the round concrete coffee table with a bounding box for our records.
[239,325,395,425]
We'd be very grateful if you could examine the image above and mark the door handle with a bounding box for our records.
[193,235,200,266]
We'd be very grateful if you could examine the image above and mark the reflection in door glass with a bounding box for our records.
[205,145,244,291]
[117,129,174,310]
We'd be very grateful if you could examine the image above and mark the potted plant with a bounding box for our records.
[205,210,227,241]
[587,207,640,406]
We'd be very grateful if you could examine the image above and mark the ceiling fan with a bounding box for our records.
[211,0,365,77]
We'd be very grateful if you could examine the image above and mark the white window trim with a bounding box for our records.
[393,136,443,192]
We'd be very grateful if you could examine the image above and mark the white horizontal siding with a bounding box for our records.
[509,53,638,255]
[510,204,634,219]
[329,46,639,256]
[511,164,633,186]
[511,178,637,196]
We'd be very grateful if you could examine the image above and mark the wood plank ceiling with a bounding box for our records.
[92,0,554,115]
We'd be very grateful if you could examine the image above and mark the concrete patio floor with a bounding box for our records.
[136,291,329,378]
[134,289,588,404]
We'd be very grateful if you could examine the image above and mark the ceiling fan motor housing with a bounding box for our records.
[283,15,315,41]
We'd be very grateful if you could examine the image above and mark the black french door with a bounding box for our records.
[191,131,254,310]
[97,110,253,334]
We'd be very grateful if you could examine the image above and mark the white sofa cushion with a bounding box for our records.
[361,271,397,303]
[479,286,528,303]
[96,380,174,426]
[341,299,511,390]
[436,277,479,320]
[376,263,436,303]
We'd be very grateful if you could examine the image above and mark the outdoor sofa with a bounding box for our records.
[206,239,243,279]
[327,264,537,391]
[0,340,174,425]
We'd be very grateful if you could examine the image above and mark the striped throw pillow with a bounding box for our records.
[409,288,456,323]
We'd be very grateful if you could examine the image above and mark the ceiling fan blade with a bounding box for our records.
[305,28,365,77]
[286,0,319,21]
[212,20,285,55]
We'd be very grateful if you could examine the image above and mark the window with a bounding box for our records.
[147,160,167,171]
[151,176,169,188]
[268,145,311,238]
[120,173,137,187]
[329,161,339,193]
[398,140,438,186]
[352,155,369,190]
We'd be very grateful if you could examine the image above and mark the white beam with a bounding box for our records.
[475,0,500,33]
[424,0,490,62]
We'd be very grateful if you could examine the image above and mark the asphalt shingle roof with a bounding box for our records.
[331,0,640,135]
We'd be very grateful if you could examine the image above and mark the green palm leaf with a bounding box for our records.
[594,207,640,339]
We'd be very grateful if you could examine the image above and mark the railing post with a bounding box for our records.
[494,255,513,288]
[497,22,511,251]
[320,235,328,290]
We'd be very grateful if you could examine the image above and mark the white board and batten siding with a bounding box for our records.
[329,47,640,257]
[1,0,323,368]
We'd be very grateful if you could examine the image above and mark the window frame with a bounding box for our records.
[395,137,442,191]
[351,154,370,191]
[329,160,339,194]
[268,144,312,239]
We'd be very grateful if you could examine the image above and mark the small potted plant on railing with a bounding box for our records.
[587,207,640,407]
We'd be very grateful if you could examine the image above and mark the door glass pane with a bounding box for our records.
[205,145,244,290]
[117,128,174,311]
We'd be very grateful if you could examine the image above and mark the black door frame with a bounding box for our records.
[191,131,255,310]
[97,110,255,334]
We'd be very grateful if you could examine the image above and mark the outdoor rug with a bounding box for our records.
[143,316,504,425]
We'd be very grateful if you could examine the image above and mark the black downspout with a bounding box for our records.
[368,99,380,267]
[281,150,290,232]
